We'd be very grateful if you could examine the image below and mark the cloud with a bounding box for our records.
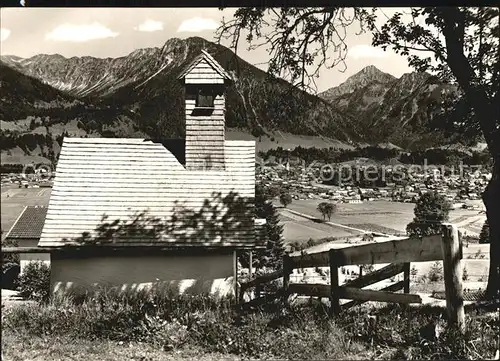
[177,17,219,33]
[45,22,119,42]
[348,45,388,60]
[1,28,11,42]
[135,19,164,32]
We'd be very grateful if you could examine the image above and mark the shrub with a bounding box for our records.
[2,262,20,290]
[242,185,285,272]
[406,192,452,237]
[317,202,337,221]
[339,304,499,360]
[306,238,316,248]
[289,237,332,252]
[279,192,293,208]
[17,262,50,303]
[2,237,19,266]
[361,264,375,274]
[428,262,443,282]
[479,219,490,244]
[410,265,418,278]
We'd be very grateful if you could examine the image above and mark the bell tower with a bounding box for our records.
[177,50,232,170]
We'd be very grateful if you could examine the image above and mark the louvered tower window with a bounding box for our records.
[196,89,214,108]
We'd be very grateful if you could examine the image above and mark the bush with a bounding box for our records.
[428,262,443,282]
[406,192,452,237]
[2,237,19,266]
[279,192,293,208]
[410,265,418,278]
[479,219,490,244]
[2,262,20,290]
[17,262,51,303]
[361,264,375,274]
[317,202,337,221]
[240,185,285,271]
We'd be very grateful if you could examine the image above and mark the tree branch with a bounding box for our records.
[438,8,499,156]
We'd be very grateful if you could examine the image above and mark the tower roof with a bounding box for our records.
[177,50,232,82]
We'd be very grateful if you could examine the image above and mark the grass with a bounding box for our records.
[285,199,485,236]
[280,210,356,241]
[227,129,353,152]
[1,332,240,361]
[2,288,499,361]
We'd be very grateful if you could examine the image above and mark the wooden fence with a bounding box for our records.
[239,224,465,330]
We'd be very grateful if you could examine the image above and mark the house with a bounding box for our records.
[4,206,49,273]
[37,50,265,297]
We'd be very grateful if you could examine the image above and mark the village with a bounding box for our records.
[0,174,54,189]
[257,156,490,209]
[0,157,490,210]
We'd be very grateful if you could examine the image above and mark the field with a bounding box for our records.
[279,212,356,241]
[277,199,487,243]
[1,184,51,238]
[226,129,353,152]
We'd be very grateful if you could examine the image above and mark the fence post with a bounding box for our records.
[282,255,291,306]
[403,262,410,294]
[329,249,341,317]
[441,224,465,332]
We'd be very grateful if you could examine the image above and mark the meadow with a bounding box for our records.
[278,199,486,241]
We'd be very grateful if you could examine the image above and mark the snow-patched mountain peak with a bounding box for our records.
[319,65,396,101]
[0,37,226,98]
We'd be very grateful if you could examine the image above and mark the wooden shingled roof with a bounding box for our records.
[5,206,48,240]
[177,50,232,81]
[38,138,259,249]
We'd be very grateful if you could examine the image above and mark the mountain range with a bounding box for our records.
[0,36,460,165]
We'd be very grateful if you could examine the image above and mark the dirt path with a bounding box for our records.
[282,208,369,235]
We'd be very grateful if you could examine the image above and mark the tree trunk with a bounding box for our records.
[484,159,500,300]
[438,8,499,300]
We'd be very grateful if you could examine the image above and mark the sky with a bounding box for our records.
[0,7,415,92]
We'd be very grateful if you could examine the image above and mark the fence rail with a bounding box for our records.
[343,262,405,289]
[342,280,406,310]
[289,234,443,268]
